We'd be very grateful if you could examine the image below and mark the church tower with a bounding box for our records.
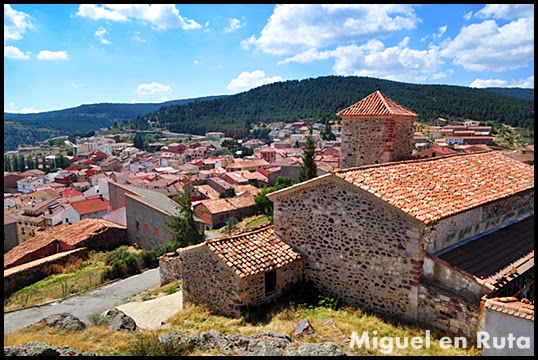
[336,90,418,169]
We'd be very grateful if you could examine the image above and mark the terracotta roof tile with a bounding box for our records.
[335,151,534,224]
[485,297,534,321]
[4,219,125,269]
[206,225,301,278]
[71,197,110,215]
[336,90,418,119]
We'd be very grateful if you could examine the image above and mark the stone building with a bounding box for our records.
[172,90,534,340]
[338,90,417,169]
[172,225,303,317]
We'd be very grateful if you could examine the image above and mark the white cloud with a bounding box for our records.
[4,45,30,59]
[203,21,212,32]
[136,81,172,95]
[474,4,534,20]
[194,60,199,64]
[36,50,69,61]
[463,11,473,21]
[243,4,418,55]
[469,78,508,88]
[131,32,145,42]
[433,25,447,40]
[440,17,534,72]
[95,26,111,44]
[76,4,201,30]
[470,75,534,88]
[4,4,34,43]
[225,18,245,33]
[159,96,169,102]
[279,39,448,83]
[227,70,283,92]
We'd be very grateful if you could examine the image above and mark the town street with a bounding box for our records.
[4,267,160,335]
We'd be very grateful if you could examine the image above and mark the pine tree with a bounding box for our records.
[133,134,144,149]
[18,154,26,172]
[167,185,205,247]
[298,128,317,182]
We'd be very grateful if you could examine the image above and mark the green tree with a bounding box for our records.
[167,185,206,247]
[18,154,26,172]
[219,188,236,199]
[226,217,238,234]
[254,176,295,218]
[133,134,144,149]
[298,128,317,182]
[4,155,11,172]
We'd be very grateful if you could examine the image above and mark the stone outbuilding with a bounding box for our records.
[174,225,303,317]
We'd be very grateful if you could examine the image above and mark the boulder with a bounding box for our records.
[102,308,137,332]
[42,313,86,331]
[4,341,98,356]
[283,342,346,356]
[294,318,316,338]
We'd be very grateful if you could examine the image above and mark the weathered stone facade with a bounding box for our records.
[340,117,414,169]
[159,252,182,286]
[273,179,425,320]
[417,281,483,340]
[177,241,304,318]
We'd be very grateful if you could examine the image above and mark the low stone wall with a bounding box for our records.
[4,248,88,297]
[417,280,483,341]
[159,252,182,286]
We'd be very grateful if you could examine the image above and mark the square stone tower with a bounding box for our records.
[337,90,418,169]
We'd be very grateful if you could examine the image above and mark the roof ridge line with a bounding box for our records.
[206,223,274,244]
[334,149,494,174]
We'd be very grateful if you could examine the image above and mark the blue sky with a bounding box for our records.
[4,4,534,113]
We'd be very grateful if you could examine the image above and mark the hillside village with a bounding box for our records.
[3,90,534,355]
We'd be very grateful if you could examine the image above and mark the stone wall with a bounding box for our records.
[273,181,424,320]
[340,117,414,169]
[424,190,534,253]
[418,281,483,340]
[178,242,304,318]
[4,248,88,297]
[179,243,243,317]
[159,252,182,286]
[238,260,304,309]
[422,254,491,300]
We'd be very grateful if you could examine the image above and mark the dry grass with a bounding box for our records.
[3,322,137,356]
[4,251,110,312]
[4,284,482,356]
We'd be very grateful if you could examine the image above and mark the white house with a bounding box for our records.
[17,176,44,194]
[62,196,110,225]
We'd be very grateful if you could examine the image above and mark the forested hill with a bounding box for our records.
[4,95,225,151]
[136,76,534,139]
[483,87,534,101]
[4,95,225,131]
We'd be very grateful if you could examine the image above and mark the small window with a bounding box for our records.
[265,270,277,295]
[135,220,140,229]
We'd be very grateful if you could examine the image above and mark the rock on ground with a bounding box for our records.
[41,313,86,331]
[4,341,98,356]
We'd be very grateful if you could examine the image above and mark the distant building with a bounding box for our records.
[432,117,447,126]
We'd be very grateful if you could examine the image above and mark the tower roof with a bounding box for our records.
[336,90,418,119]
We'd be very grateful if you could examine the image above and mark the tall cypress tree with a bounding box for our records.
[167,184,205,248]
[298,127,318,182]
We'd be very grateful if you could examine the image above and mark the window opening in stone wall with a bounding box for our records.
[265,270,277,295]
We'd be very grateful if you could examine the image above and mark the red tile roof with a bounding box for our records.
[206,225,302,278]
[71,197,110,215]
[335,151,534,224]
[336,90,418,119]
[4,218,125,269]
[485,297,534,321]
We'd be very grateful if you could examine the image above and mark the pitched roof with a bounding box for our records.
[437,214,534,287]
[269,151,534,225]
[206,225,302,278]
[4,218,125,268]
[336,90,418,119]
[71,197,110,215]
